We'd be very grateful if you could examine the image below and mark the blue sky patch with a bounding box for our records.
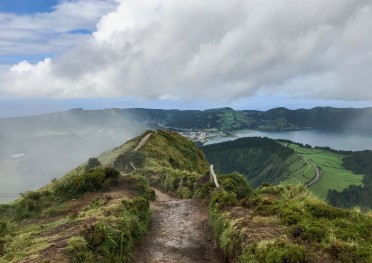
[0,0,59,15]
[0,54,53,65]
[67,29,93,35]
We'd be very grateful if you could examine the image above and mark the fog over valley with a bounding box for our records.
[0,109,150,201]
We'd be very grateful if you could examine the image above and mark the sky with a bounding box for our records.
[0,0,372,117]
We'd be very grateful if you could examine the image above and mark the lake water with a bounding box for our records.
[204,130,372,151]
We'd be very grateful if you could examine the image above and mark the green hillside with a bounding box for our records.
[1,131,371,262]
[286,144,364,199]
[203,137,364,200]
[98,130,209,174]
[203,137,295,187]
[0,130,210,262]
[210,184,372,263]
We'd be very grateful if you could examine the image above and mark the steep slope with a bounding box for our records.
[210,184,372,263]
[0,130,212,262]
[203,137,296,187]
[99,130,209,174]
[203,137,364,200]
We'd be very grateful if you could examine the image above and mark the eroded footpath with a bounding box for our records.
[133,188,224,263]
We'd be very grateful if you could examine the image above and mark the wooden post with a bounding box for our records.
[210,164,220,188]
[130,162,137,171]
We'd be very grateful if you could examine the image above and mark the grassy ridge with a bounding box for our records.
[287,144,364,199]
[210,184,372,263]
[0,170,152,263]
[0,130,210,262]
[0,132,159,262]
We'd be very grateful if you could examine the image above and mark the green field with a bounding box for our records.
[286,144,364,199]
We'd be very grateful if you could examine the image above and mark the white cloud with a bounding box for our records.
[0,0,117,56]
[1,0,372,101]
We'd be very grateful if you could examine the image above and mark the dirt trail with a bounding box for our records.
[133,188,223,263]
[134,133,152,151]
[306,160,321,187]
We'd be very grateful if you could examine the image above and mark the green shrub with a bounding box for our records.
[0,221,8,235]
[14,191,53,219]
[103,167,120,181]
[42,206,64,218]
[124,175,155,201]
[328,241,372,263]
[219,173,253,198]
[76,196,150,263]
[290,223,326,243]
[194,182,215,199]
[66,236,94,263]
[54,167,120,201]
[121,197,149,220]
[305,202,349,219]
[253,240,306,263]
[0,238,5,256]
[85,196,109,211]
[209,206,243,262]
[177,187,193,199]
[277,203,304,225]
[210,190,237,209]
[113,151,145,172]
[85,158,101,172]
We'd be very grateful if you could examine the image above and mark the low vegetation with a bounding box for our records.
[0,143,154,262]
[210,183,372,263]
[66,196,150,263]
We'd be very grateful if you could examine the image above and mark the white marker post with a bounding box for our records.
[210,164,220,188]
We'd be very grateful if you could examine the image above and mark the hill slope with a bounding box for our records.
[203,137,295,187]
[203,137,364,200]
[0,130,210,262]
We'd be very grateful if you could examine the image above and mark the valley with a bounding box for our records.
[203,137,365,204]
[2,106,372,201]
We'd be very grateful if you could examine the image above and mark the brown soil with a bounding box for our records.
[227,207,282,243]
[133,188,224,263]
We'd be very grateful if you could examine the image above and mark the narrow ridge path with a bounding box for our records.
[306,160,321,187]
[134,133,152,151]
[133,188,223,263]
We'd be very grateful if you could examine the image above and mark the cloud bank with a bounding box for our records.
[1,0,372,101]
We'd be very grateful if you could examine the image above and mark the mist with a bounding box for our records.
[0,108,150,203]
